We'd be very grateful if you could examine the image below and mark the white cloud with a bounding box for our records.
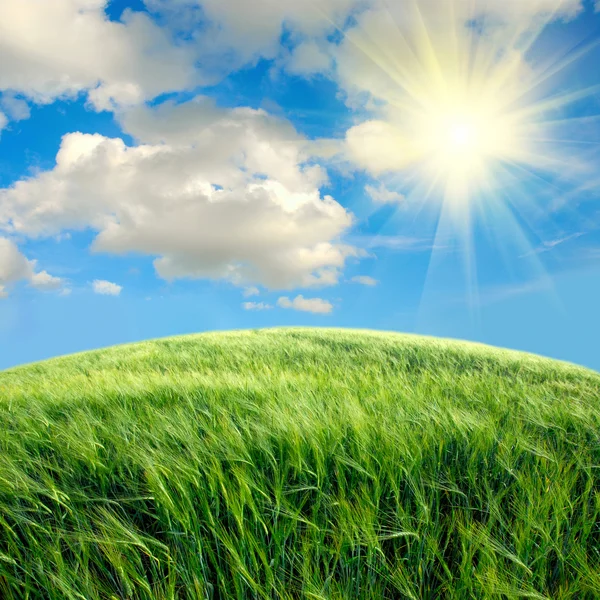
[0,238,31,283]
[285,41,332,76]
[1,93,30,121]
[242,301,273,311]
[1,0,579,127]
[0,0,583,123]
[365,183,404,204]
[148,0,581,83]
[59,288,73,297]
[0,237,63,296]
[118,98,332,191]
[350,275,378,286]
[138,0,585,91]
[0,112,7,133]
[92,279,122,296]
[0,0,198,112]
[346,121,410,176]
[30,270,63,291]
[277,294,333,314]
[0,100,362,290]
[145,0,362,77]
[243,286,260,297]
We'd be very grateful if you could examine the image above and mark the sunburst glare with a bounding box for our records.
[337,0,600,315]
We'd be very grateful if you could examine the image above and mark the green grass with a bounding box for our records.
[1,327,600,599]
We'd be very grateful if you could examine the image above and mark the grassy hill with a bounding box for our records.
[0,328,599,599]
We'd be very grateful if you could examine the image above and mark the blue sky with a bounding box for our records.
[1,0,599,372]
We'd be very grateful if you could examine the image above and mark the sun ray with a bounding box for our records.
[304,0,597,318]
[476,0,576,83]
[332,0,600,319]
[514,38,600,102]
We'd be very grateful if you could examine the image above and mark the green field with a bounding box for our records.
[1,328,599,599]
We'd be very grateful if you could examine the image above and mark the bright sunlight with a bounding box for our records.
[342,0,599,209]
[417,98,520,189]
[338,0,600,313]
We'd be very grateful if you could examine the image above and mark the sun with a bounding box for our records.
[447,121,477,149]
[407,92,522,196]
[427,111,489,171]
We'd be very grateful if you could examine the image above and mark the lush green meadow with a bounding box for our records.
[0,328,599,599]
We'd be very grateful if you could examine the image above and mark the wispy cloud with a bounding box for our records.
[520,232,585,258]
[243,286,260,298]
[350,234,449,253]
[350,275,378,286]
[277,295,333,314]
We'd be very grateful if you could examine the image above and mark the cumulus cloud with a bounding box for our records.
[0,0,198,113]
[0,0,584,123]
[365,183,405,204]
[0,237,63,296]
[145,0,363,77]
[0,100,362,290]
[144,0,583,85]
[350,275,378,286]
[92,279,122,296]
[242,301,273,311]
[277,294,333,314]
